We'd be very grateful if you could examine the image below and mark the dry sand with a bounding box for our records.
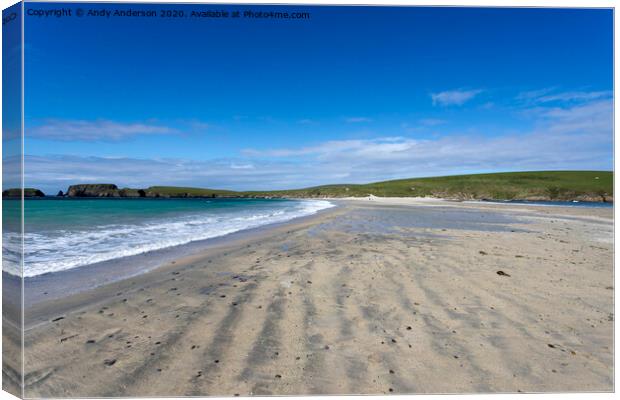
[7,199,614,396]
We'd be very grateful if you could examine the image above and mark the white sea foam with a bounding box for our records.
[3,200,335,278]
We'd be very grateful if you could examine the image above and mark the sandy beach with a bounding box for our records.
[8,199,613,396]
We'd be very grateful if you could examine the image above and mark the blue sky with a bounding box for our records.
[9,4,614,193]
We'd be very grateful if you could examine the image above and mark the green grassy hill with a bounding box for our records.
[246,171,613,202]
[17,171,614,202]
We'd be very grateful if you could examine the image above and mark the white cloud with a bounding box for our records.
[27,119,178,141]
[344,117,373,123]
[535,100,613,140]
[516,87,557,101]
[537,91,611,103]
[230,163,255,170]
[14,155,303,193]
[419,118,447,126]
[17,98,612,194]
[242,98,612,182]
[516,88,611,104]
[242,137,414,159]
[188,120,210,131]
[431,89,483,106]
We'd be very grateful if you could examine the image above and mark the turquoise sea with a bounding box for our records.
[3,198,334,277]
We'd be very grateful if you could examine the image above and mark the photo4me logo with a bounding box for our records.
[2,11,16,25]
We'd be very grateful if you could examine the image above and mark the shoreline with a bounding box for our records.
[324,195,613,206]
[11,199,613,396]
[20,197,612,315]
[22,202,343,311]
[23,204,347,327]
[11,195,614,204]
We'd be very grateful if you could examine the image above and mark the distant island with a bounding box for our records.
[2,188,45,198]
[3,171,613,202]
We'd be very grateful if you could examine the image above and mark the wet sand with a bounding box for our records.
[11,200,614,396]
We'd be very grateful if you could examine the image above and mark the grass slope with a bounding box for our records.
[145,186,239,197]
[246,171,613,201]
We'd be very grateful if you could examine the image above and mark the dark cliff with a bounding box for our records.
[2,188,45,198]
[66,184,121,197]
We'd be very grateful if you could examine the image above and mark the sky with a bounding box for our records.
[6,4,614,193]
[3,2,22,190]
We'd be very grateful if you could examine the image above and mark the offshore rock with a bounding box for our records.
[67,184,120,197]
